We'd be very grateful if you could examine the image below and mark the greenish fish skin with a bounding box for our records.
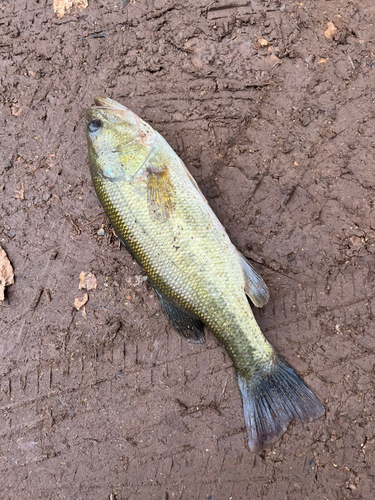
[86,96,324,451]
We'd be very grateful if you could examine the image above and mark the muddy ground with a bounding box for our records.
[1,0,375,498]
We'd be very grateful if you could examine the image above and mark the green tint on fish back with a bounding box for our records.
[86,96,324,451]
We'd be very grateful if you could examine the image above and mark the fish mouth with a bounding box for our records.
[86,96,131,125]
[92,96,127,110]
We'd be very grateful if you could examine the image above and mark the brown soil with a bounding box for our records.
[1,1,375,499]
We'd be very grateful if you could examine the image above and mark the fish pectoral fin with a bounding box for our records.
[237,250,269,307]
[154,288,206,344]
[147,164,176,223]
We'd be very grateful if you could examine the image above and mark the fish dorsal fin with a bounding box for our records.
[181,162,207,201]
[237,250,269,307]
[154,287,206,344]
[147,164,176,223]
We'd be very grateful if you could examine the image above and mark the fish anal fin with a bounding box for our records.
[154,288,206,344]
[237,251,269,307]
[147,164,176,223]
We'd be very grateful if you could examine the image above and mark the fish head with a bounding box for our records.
[86,96,157,181]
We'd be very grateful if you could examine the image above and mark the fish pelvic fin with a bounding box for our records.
[237,251,269,307]
[237,356,324,452]
[154,287,206,344]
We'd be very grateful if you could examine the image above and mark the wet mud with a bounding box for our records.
[1,1,375,498]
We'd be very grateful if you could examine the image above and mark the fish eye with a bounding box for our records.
[88,119,102,133]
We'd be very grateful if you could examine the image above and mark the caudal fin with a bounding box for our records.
[237,356,324,451]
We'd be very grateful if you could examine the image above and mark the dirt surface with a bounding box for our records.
[1,0,375,498]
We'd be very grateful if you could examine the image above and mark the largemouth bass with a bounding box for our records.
[86,96,324,451]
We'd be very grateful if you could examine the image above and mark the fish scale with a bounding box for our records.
[86,96,324,451]
[93,169,266,373]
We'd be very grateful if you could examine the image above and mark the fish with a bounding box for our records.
[85,96,324,451]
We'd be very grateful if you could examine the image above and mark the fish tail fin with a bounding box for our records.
[237,356,324,452]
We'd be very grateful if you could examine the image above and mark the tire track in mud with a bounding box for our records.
[1,0,375,498]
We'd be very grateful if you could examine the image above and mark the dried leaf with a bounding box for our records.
[53,0,88,19]
[0,247,14,301]
[265,52,280,67]
[79,271,97,290]
[74,293,88,310]
[325,22,337,39]
[81,306,87,320]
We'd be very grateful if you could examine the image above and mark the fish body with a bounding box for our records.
[86,97,324,450]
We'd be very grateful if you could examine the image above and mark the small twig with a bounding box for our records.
[146,6,175,20]
[221,380,228,399]
[246,81,274,88]
[277,186,296,211]
[175,398,188,410]
[44,289,52,302]
[81,211,106,225]
[29,287,44,311]
[110,228,121,248]
[82,31,108,40]
[68,214,81,235]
